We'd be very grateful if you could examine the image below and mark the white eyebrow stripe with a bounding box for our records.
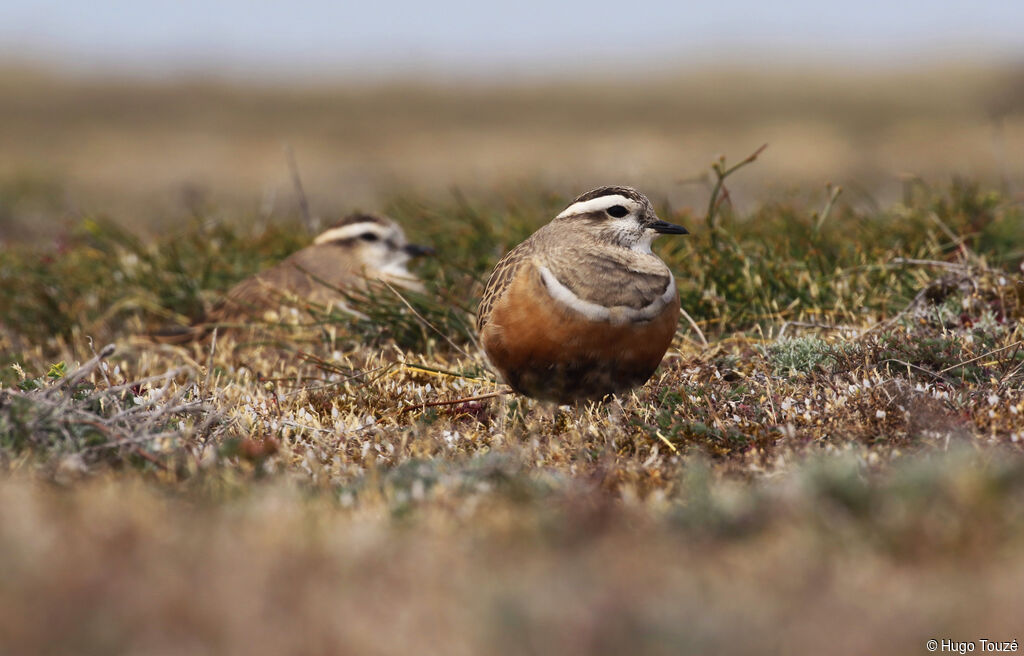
[314,223,389,244]
[538,266,676,324]
[556,195,640,219]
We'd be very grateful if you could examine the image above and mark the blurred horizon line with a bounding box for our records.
[2,49,1023,87]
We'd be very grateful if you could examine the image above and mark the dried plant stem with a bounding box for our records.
[401,390,509,414]
[381,280,475,360]
[938,340,1024,374]
[813,184,843,233]
[403,362,492,382]
[678,307,709,348]
[705,143,768,234]
[285,144,315,233]
[889,257,970,271]
[58,343,116,392]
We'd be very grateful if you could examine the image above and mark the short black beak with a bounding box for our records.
[649,220,689,235]
[404,243,436,257]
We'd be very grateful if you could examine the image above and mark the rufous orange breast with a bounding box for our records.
[480,260,680,402]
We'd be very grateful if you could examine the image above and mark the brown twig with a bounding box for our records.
[862,283,938,336]
[280,364,395,398]
[813,184,843,233]
[705,143,768,234]
[678,307,709,348]
[889,257,971,271]
[285,144,316,233]
[57,343,116,392]
[939,340,1024,374]
[295,351,353,375]
[878,359,953,384]
[401,390,510,414]
[380,280,475,361]
[202,327,218,397]
[78,420,169,470]
[130,447,170,470]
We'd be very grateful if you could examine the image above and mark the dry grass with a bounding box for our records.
[2,167,1024,652]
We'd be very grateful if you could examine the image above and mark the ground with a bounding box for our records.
[2,68,1024,654]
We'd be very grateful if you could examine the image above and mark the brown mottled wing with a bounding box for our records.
[206,247,354,323]
[476,238,535,333]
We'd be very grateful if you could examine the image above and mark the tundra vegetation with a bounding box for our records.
[2,67,1024,654]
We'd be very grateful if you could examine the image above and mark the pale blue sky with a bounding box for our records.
[1,0,1022,78]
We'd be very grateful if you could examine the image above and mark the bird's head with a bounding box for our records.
[313,213,434,286]
[554,186,688,252]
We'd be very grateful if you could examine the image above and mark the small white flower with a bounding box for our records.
[875,410,886,419]
[441,430,459,447]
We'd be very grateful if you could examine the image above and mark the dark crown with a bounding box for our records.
[327,213,391,229]
[570,186,648,206]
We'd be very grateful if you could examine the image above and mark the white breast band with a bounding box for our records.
[538,265,675,325]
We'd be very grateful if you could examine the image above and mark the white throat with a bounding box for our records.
[631,229,657,254]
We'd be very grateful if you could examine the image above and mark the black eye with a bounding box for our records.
[606,205,629,218]
[359,232,380,242]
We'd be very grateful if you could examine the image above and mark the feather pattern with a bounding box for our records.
[476,235,536,332]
